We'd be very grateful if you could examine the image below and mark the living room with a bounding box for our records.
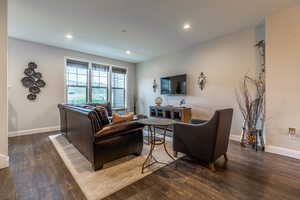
[1,0,300,200]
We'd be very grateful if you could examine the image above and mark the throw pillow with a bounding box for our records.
[112,112,134,124]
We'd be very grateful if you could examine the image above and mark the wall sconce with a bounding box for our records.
[153,79,158,92]
[197,72,207,91]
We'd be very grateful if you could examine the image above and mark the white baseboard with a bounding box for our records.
[230,134,240,142]
[266,145,300,160]
[9,126,60,137]
[230,134,300,160]
[0,154,9,169]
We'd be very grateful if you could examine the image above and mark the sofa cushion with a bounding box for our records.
[88,111,103,132]
[95,121,144,139]
[63,105,103,132]
[87,102,112,116]
[95,106,110,126]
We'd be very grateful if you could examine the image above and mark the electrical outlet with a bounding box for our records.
[288,128,296,139]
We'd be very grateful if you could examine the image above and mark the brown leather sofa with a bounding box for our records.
[173,109,233,171]
[58,103,144,170]
[58,103,112,136]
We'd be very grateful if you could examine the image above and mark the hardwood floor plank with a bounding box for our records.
[1,132,300,200]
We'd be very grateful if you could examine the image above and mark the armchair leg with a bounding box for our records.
[224,153,228,162]
[134,152,141,156]
[208,163,216,172]
[94,163,104,171]
[173,151,178,158]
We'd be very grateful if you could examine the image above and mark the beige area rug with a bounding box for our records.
[49,134,182,200]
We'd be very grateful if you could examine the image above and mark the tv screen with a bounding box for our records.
[161,74,187,95]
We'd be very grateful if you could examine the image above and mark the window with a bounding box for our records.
[65,59,127,109]
[66,60,89,104]
[91,64,109,104]
[112,67,126,109]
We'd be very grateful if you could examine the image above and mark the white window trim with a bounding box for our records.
[64,57,128,110]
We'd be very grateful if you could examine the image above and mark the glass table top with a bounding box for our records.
[138,118,176,126]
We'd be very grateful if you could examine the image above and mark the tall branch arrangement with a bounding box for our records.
[236,40,265,150]
[236,76,265,131]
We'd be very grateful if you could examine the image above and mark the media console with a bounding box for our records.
[149,106,192,123]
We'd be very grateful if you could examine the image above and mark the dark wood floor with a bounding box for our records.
[1,132,300,200]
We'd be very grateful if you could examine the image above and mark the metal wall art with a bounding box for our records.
[197,72,207,90]
[21,62,46,101]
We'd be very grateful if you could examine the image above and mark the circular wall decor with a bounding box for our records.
[33,72,42,79]
[24,68,35,76]
[29,86,40,94]
[35,79,46,88]
[27,93,37,101]
[21,62,46,101]
[21,77,35,88]
[28,62,38,69]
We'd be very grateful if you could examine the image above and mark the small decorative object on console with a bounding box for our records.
[21,62,46,101]
[197,72,207,90]
[155,97,163,107]
[179,99,186,107]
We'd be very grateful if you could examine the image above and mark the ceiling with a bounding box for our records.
[8,0,300,63]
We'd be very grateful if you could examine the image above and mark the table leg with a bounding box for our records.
[145,125,150,145]
[142,126,155,173]
[163,126,175,161]
[148,125,151,145]
[142,125,176,174]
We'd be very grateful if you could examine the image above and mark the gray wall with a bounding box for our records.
[137,26,264,136]
[0,0,8,168]
[8,38,136,135]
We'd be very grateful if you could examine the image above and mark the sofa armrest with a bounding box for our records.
[191,119,208,124]
[95,121,144,139]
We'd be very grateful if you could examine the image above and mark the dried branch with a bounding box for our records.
[236,75,265,131]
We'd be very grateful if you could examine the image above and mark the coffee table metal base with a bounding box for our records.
[142,125,175,174]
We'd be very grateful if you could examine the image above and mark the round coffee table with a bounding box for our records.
[138,118,176,173]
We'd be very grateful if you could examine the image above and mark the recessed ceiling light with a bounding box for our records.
[183,23,191,30]
[65,34,73,39]
[126,50,131,55]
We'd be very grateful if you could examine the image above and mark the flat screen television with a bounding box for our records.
[161,74,187,95]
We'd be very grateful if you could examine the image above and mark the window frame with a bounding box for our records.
[89,63,110,104]
[64,57,128,110]
[111,67,127,109]
[65,59,89,104]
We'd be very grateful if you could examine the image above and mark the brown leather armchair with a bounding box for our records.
[173,109,233,171]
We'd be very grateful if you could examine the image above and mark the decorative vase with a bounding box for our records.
[155,97,163,107]
[241,128,265,151]
[241,128,257,145]
[247,130,257,145]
